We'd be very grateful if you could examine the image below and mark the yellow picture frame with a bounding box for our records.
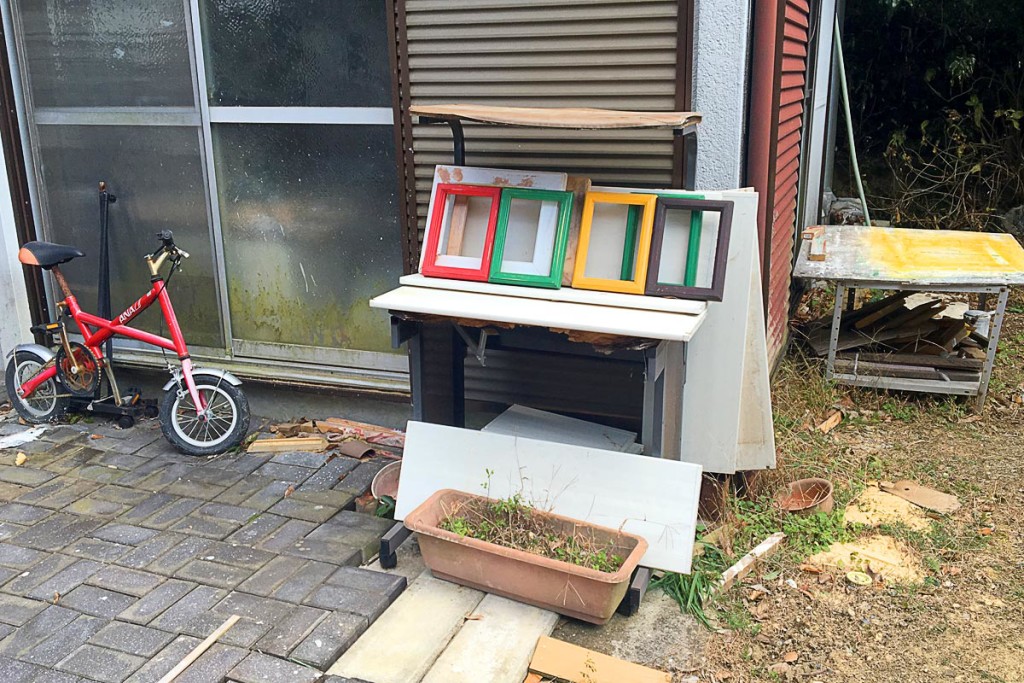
[571,191,658,294]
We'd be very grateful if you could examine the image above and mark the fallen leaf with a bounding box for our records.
[714,670,733,681]
[284,485,295,498]
[978,527,993,536]
[53,591,60,604]
[89,434,103,440]
[783,651,799,663]
[464,613,483,621]
[14,452,27,466]
[798,563,822,574]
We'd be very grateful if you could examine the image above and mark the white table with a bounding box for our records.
[370,275,707,460]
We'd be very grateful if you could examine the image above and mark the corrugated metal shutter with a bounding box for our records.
[400,0,683,251]
[747,0,810,368]
[766,0,809,362]
[393,0,685,423]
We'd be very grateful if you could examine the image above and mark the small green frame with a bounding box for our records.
[488,188,574,289]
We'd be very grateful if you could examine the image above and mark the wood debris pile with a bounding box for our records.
[803,292,987,383]
[247,417,404,459]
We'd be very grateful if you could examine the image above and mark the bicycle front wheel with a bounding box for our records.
[159,373,250,456]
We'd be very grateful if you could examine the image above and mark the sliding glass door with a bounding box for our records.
[8,0,405,384]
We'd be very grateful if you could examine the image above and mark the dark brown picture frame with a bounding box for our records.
[645,198,734,302]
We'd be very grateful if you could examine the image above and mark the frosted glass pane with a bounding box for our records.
[201,0,391,106]
[213,124,401,353]
[37,126,223,348]
[18,0,194,107]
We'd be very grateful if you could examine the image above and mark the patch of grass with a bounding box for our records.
[652,541,728,628]
[882,398,918,421]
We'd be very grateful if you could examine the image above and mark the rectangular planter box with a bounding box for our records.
[404,489,648,624]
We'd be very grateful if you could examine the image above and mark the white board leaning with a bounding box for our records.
[395,422,704,574]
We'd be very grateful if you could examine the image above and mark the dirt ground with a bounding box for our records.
[697,290,1024,683]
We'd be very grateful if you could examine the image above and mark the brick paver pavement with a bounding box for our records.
[0,411,402,682]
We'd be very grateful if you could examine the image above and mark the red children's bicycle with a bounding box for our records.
[4,230,249,456]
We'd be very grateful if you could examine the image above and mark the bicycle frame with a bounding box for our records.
[17,257,205,414]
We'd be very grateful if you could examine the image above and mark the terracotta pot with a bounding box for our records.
[371,461,401,499]
[777,477,834,515]
[404,489,648,624]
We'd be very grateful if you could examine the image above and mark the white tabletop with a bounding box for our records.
[370,280,707,342]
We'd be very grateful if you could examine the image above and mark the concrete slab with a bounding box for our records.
[421,594,558,683]
[552,590,707,676]
[327,572,484,683]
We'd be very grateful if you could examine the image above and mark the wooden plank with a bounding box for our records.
[482,405,637,452]
[528,636,671,683]
[880,480,961,514]
[444,195,471,256]
[808,233,827,261]
[395,422,703,573]
[833,359,945,381]
[717,532,786,594]
[157,615,239,683]
[853,293,911,330]
[327,573,485,683]
[874,300,944,333]
[421,595,558,683]
[410,104,702,130]
[247,436,328,454]
[793,225,1024,286]
[561,175,592,287]
[370,286,707,343]
[399,273,706,315]
[842,352,983,371]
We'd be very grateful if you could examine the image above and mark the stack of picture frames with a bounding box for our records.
[420,165,734,302]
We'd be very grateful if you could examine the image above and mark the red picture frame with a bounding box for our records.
[421,183,502,281]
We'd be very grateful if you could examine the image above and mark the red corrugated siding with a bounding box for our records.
[747,0,810,368]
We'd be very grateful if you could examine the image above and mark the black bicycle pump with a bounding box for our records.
[98,181,115,361]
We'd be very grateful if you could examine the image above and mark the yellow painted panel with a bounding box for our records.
[866,228,1024,280]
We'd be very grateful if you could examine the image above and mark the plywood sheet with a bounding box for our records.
[793,225,1024,285]
[370,286,706,342]
[411,104,701,130]
[482,405,637,452]
[395,422,703,573]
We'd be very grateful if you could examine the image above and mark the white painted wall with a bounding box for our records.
[692,0,752,190]
[0,139,32,360]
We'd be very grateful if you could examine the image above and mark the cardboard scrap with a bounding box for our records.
[879,480,961,515]
[844,485,931,531]
[808,534,923,583]
[529,636,670,683]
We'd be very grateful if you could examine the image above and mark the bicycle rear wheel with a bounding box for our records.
[4,349,68,423]
[159,372,249,456]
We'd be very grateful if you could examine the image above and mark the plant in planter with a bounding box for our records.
[404,488,648,624]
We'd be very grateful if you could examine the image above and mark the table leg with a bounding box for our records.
[642,341,685,460]
[826,283,846,380]
[408,322,466,426]
[976,287,1009,410]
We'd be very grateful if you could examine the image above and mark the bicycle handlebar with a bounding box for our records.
[152,231,190,260]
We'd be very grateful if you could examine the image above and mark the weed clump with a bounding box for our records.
[438,493,626,573]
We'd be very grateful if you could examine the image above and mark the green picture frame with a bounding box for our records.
[488,188,574,289]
